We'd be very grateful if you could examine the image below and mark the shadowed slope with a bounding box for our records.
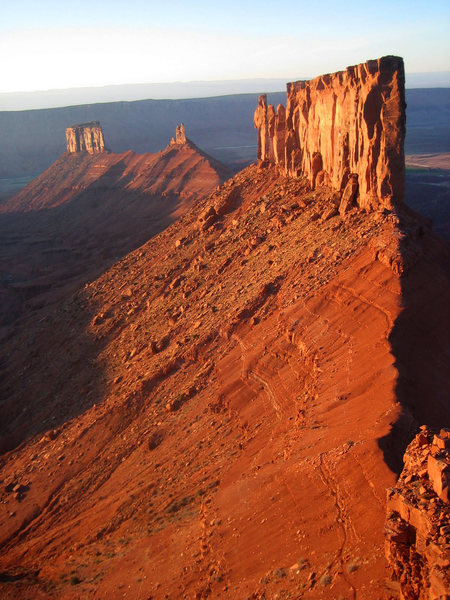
[1,163,448,598]
[379,208,450,473]
[0,141,229,326]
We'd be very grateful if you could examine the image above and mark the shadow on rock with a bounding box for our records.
[379,206,450,474]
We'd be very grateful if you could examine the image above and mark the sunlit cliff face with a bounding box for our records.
[65,121,106,154]
[254,56,406,212]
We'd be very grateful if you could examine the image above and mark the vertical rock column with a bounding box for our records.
[170,123,188,146]
[253,95,271,165]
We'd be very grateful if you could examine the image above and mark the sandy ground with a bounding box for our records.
[1,164,449,599]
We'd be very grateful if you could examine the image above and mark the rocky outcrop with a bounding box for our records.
[254,56,406,211]
[66,121,105,154]
[385,427,450,599]
[170,123,187,145]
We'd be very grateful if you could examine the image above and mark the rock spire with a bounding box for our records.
[170,123,187,146]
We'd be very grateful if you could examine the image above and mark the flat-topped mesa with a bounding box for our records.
[170,123,187,146]
[254,56,406,211]
[66,121,106,154]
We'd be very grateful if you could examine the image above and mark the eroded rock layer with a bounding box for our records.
[66,121,106,154]
[254,56,406,211]
[385,427,450,599]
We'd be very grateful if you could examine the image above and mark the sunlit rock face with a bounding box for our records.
[65,121,106,154]
[170,123,187,145]
[254,56,406,211]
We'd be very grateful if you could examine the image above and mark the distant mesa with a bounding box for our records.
[254,55,406,212]
[66,121,106,154]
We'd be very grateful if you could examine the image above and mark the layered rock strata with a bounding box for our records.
[385,427,450,599]
[66,121,106,154]
[254,55,406,211]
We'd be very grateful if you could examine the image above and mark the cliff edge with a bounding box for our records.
[254,55,406,212]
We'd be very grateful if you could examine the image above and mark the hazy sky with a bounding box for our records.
[1,0,449,92]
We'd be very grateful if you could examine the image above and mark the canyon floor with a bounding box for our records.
[1,162,449,599]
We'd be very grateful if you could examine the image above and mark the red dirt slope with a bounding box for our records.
[0,138,229,214]
[1,164,448,599]
[0,139,229,327]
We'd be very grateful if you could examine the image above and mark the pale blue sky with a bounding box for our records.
[1,0,449,92]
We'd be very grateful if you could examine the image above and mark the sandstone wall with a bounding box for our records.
[254,56,406,211]
[66,121,105,154]
[385,427,449,599]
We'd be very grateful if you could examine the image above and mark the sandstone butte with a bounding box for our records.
[1,121,229,214]
[65,121,106,154]
[0,57,449,600]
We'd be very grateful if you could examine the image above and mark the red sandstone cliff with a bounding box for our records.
[0,58,449,600]
[254,56,406,212]
[65,121,106,154]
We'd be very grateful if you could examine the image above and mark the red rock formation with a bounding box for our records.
[0,127,229,325]
[1,64,449,600]
[66,121,106,154]
[385,427,450,599]
[3,127,229,214]
[254,56,406,211]
[170,123,187,145]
